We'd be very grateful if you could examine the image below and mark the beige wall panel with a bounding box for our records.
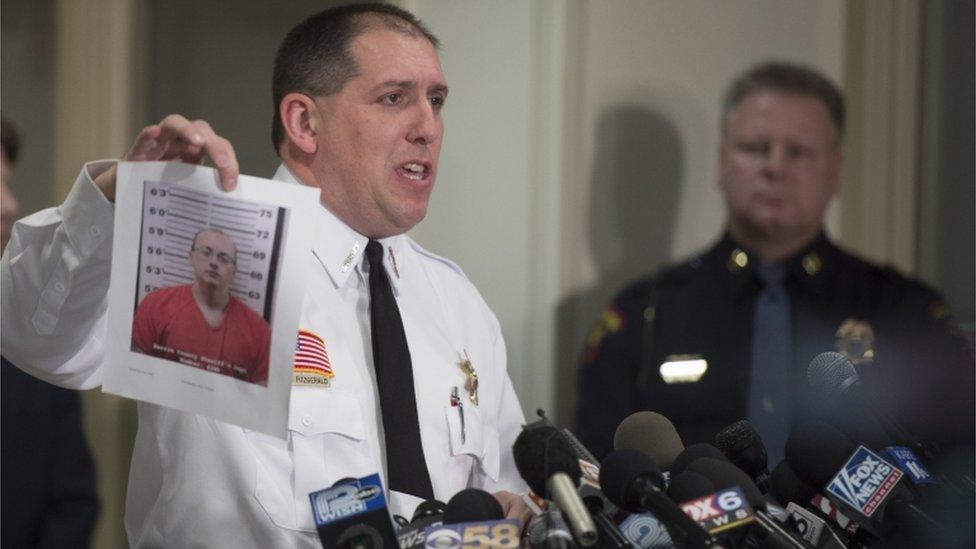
[555,0,845,424]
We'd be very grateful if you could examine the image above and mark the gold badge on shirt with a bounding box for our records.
[835,318,875,365]
[458,350,479,406]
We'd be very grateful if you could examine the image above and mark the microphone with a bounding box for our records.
[308,473,398,549]
[524,418,630,548]
[773,450,872,546]
[606,464,677,549]
[396,499,446,549]
[666,471,715,503]
[443,488,504,524]
[413,499,447,521]
[686,458,809,549]
[428,489,523,548]
[616,512,677,549]
[808,353,969,497]
[670,443,729,477]
[806,352,897,450]
[526,510,577,549]
[513,427,599,546]
[561,427,602,466]
[714,420,771,493]
[769,460,819,508]
[785,420,941,541]
[613,411,686,471]
[783,422,857,491]
[599,448,716,547]
[556,427,630,548]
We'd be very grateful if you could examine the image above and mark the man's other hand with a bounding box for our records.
[492,490,532,525]
[94,114,239,201]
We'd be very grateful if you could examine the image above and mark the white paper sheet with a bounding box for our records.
[103,161,318,437]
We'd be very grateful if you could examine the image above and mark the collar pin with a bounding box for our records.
[339,242,360,273]
[388,246,400,279]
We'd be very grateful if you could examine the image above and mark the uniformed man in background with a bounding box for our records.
[575,62,974,463]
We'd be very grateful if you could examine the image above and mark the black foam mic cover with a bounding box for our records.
[443,489,503,524]
[670,443,729,477]
[686,458,767,510]
[769,460,819,507]
[412,499,446,522]
[666,471,715,503]
[513,426,582,496]
[715,420,771,491]
[784,421,856,489]
[599,449,663,511]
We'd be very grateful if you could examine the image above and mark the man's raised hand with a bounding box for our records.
[94,115,239,201]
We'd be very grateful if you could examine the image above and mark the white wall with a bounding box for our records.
[411,1,846,424]
[411,1,566,421]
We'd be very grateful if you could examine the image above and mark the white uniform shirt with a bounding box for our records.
[1,161,527,548]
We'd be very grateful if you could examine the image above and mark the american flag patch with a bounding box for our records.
[294,329,334,378]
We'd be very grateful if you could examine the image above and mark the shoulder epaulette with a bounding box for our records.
[406,238,469,280]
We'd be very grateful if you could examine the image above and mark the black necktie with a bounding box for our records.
[365,240,434,499]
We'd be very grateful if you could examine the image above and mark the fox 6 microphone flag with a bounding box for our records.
[824,446,903,519]
[678,486,756,535]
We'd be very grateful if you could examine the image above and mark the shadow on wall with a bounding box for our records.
[554,105,684,427]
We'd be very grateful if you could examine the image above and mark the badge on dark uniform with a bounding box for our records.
[458,350,478,405]
[835,318,875,365]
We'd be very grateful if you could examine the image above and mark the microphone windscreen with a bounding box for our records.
[666,471,715,503]
[784,421,856,489]
[670,443,728,477]
[686,457,766,510]
[807,351,857,399]
[599,449,663,512]
[714,420,768,479]
[443,489,503,524]
[613,411,685,470]
[769,460,819,506]
[411,499,446,522]
[513,426,582,496]
[804,356,894,450]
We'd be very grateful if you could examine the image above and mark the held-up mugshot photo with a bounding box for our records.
[131,180,285,386]
[1,2,972,548]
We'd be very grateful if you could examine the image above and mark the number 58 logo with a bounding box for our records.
[425,519,521,549]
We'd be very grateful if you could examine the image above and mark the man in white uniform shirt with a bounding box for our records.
[1,5,528,547]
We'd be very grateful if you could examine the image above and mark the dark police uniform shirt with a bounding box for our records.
[575,232,974,459]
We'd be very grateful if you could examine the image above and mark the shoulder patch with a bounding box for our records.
[928,299,952,322]
[583,305,627,364]
[294,328,334,386]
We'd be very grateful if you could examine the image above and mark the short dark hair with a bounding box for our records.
[271,3,439,153]
[191,227,237,266]
[721,61,845,146]
[1,116,20,164]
